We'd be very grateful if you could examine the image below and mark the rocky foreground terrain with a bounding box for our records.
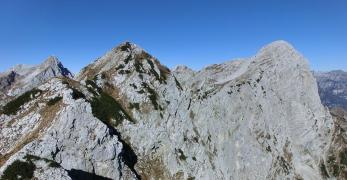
[0,41,346,179]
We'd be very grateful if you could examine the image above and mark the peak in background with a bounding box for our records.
[0,56,73,104]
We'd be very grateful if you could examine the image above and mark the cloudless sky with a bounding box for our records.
[0,0,346,73]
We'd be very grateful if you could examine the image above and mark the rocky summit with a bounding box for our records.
[0,41,345,179]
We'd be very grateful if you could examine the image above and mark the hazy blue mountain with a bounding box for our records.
[314,70,347,110]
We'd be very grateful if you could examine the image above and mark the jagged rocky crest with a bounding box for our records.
[0,41,344,179]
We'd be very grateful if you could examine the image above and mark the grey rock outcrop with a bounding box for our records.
[0,78,139,179]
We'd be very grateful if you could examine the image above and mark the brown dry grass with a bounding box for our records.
[324,107,347,179]
[76,64,98,81]
[283,140,293,164]
[137,156,173,180]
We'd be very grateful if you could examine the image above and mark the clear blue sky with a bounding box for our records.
[0,0,346,73]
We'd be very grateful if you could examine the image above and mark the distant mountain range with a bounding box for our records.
[313,70,347,111]
[0,41,346,179]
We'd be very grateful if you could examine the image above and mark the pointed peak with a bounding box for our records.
[42,56,60,67]
[117,41,135,48]
[110,41,147,57]
[40,56,73,78]
[113,41,139,51]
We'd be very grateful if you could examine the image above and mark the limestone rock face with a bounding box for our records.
[0,41,339,179]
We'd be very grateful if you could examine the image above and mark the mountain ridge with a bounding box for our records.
[0,40,345,179]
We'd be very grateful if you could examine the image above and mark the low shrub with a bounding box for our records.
[177,149,187,161]
[25,154,60,168]
[24,154,40,161]
[90,92,131,126]
[320,162,329,178]
[129,103,140,110]
[134,59,145,73]
[85,79,134,126]
[85,79,101,95]
[340,149,347,165]
[1,160,36,180]
[62,80,69,85]
[47,96,62,106]
[100,73,106,79]
[187,176,196,180]
[141,82,159,110]
[2,89,42,115]
[47,160,60,168]
[71,88,85,100]
[118,70,131,75]
[115,64,125,70]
